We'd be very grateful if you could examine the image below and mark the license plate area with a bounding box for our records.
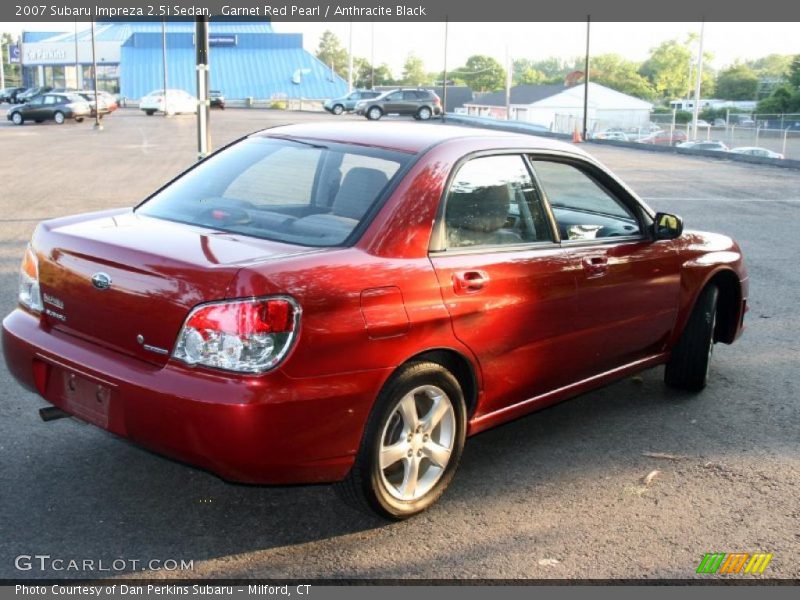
[58,368,113,428]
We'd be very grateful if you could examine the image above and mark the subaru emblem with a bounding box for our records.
[91,272,112,290]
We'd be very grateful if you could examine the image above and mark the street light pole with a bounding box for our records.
[0,40,5,90]
[90,19,102,131]
[442,17,448,120]
[73,19,79,88]
[582,15,591,142]
[162,18,168,117]
[691,20,705,141]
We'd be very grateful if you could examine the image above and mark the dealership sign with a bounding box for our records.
[9,44,20,63]
[209,35,237,46]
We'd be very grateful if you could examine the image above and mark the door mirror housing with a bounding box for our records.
[653,212,684,240]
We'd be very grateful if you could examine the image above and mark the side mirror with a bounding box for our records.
[653,212,684,240]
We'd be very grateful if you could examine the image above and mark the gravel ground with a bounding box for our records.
[0,109,797,580]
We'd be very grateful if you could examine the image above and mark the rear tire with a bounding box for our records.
[417,106,433,121]
[336,361,467,520]
[366,106,383,121]
[54,111,65,124]
[665,285,719,392]
[144,110,155,116]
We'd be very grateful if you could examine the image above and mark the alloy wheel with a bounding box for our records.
[378,385,456,501]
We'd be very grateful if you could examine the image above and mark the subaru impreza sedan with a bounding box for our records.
[3,123,748,519]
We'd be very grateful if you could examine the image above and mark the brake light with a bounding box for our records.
[19,244,43,314]
[172,297,300,373]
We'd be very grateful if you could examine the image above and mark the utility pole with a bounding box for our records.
[1,39,5,90]
[505,46,512,121]
[73,19,79,88]
[442,17,448,119]
[347,22,353,92]
[370,20,375,89]
[195,15,211,159]
[162,18,168,117]
[691,20,705,140]
[582,15,591,141]
[90,19,102,131]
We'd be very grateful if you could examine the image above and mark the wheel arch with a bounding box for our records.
[392,348,480,418]
[674,266,742,347]
[707,268,742,344]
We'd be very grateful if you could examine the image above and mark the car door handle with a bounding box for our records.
[582,256,609,278]
[453,270,489,294]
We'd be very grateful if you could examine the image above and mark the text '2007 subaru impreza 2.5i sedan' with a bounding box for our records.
[3,122,748,519]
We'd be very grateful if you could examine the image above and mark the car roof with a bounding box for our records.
[258,121,587,155]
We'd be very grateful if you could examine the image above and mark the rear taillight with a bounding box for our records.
[172,297,300,374]
[19,244,43,314]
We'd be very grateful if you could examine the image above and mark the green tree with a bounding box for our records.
[315,30,349,77]
[589,54,655,99]
[528,56,583,82]
[512,59,544,86]
[790,55,800,89]
[746,54,793,80]
[401,54,427,86]
[639,36,714,100]
[457,55,506,92]
[715,64,759,100]
[757,85,793,113]
[353,59,395,89]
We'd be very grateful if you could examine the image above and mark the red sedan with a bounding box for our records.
[3,123,748,519]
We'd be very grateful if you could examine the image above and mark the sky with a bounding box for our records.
[3,21,799,76]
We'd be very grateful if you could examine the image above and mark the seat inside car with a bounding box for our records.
[445,184,521,248]
[288,167,389,242]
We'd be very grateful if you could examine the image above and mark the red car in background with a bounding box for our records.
[3,123,748,519]
[636,129,688,146]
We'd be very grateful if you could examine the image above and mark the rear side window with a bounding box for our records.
[137,138,410,247]
[444,155,553,249]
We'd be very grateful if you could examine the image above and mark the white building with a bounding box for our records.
[464,82,653,133]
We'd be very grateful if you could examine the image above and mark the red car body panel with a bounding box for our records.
[2,123,748,484]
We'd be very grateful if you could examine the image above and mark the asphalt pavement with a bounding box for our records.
[0,108,797,580]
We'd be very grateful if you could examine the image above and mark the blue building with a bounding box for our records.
[20,21,348,101]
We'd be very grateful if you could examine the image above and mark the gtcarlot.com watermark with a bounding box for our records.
[15,554,194,573]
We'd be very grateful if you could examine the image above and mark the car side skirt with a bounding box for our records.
[468,352,669,435]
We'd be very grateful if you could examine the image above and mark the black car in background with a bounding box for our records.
[16,86,54,104]
[354,88,442,121]
[210,90,226,109]
[0,87,27,104]
[7,92,91,125]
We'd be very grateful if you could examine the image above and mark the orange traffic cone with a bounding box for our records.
[572,125,582,143]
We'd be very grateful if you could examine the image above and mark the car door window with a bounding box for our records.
[385,92,402,101]
[530,160,642,241]
[444,155,554,249]
[43,95,57,105]
[402,91,418,101]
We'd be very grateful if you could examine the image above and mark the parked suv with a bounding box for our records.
[355,88,442,121]
[324,90,380,115]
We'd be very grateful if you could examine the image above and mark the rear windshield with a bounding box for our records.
[136,137,410,247]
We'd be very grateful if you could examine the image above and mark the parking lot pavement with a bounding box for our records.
[0,109,798,580]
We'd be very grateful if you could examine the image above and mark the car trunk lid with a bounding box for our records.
[34,209,316,367]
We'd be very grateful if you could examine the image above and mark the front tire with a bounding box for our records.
[144,110,155,116]
[366,106,383,121]
[54,111,65,124]
[665,284,719,392]
[337,361,467,519]
[11,112,24,125]
[332,104,344,115]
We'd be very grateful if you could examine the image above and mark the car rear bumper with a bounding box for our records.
[3,308,389,484]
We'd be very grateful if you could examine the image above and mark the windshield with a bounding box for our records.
[137,137,410,247]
